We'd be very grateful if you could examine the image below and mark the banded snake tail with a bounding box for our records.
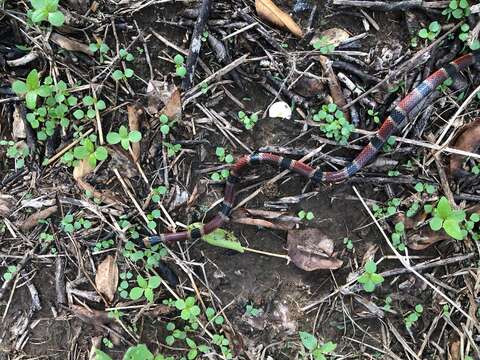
[144,50,480,247]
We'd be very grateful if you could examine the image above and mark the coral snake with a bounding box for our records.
[144,51,480,246]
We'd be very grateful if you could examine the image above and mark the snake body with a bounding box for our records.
[144,51,480,246]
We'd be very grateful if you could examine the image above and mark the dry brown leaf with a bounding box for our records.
[160,87,182,122]
[73,158,94,180]
[255,0,303,38]
[292,77,326,98]
[449,339,461,360]
[406,228,450,250]
[146,81,182,122]
[13,105,26,140]
[95,255,118,302]
[0,194,15,217]
[449,118,480,176]
[76,178,122,208]
[20,206,58,231]
[310,28,350,47]
[108,147,139,178]
[127,105,142,162]
[50,33,93,56]
[287,229,343,271]
[232,217,293,231]
[146,80,163,115]
[73,158,123,208]
[361,243,378,265]
[231,208,298,230]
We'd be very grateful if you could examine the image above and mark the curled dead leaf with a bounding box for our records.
[255,0,303,38]
[76,178,123,209]
[109,146,139,178]
[319,55,349,114]
[449,118,480,176]
[13,105,26,140]
[0,194,15,217]
[95,255,118,303]
[406,227,450,251]
[449,339,461,360]
[146,81,182,122]
[292,77,326,98]
[50,33,93,56]
[394,212,449,250]
[73,158,94,180]
[310,28,350,48]
[73,156,123,209]
[287,229,343,271]
[160,87,182,122]
[20,206,58,231]
[231,208,298,230]
[354,295,385,318]
[232,217,293,231]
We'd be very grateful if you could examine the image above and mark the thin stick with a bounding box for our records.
[181,0,212,90]
[243,247,290,261]
[353,127,480,160]
[113,168,155,233]
[92,86,104,145]
[222,22,258,41]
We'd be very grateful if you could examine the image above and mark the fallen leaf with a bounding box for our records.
[255,0,303,38]
[406,228,450,250]
[20,206,58,231]
[449,339,461,360]
[146,81,182,122]
[13,104,26,140]
[354,295,385,318]
[160,87,182,122]
[127,105,142,162]
[50,33,93,56]
[73,157,123,209]
[292,77,326,98]
[108,146,139,178]
[0,194,15,217]
[95,255,118,302]
[71,304,122,345]
[76,178,123,209]
[449,118,480,176]
[361,243,378,265]
[146,80,163,115]
[310,28,350,47]
[319,55,348,111]
[73,158,94,180]
[232,217,293,231]
[231,208,298,230]
[287,229,343,271]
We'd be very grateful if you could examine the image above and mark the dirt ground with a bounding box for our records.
[1,0,480,359]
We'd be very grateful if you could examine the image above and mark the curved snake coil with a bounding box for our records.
[144,51,480,246]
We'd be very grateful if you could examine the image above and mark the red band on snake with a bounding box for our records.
[144,51,480,247]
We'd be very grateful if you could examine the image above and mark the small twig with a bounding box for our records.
[181,0,212,90]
